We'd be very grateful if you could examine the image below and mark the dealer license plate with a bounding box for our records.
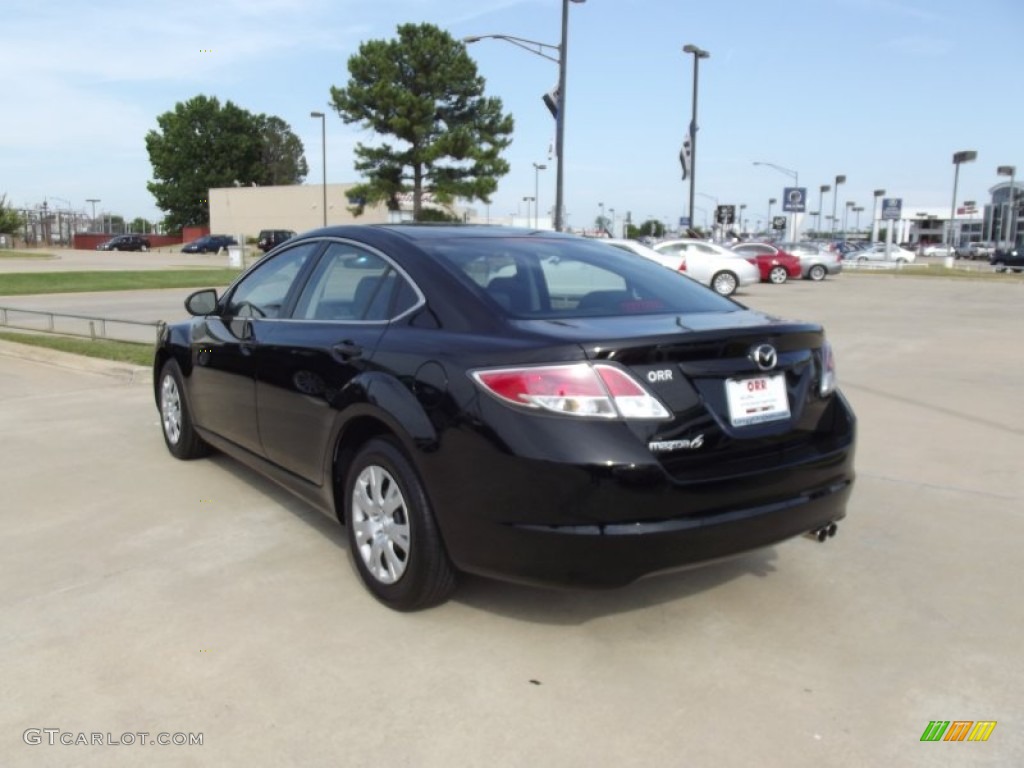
[725,374,790,426]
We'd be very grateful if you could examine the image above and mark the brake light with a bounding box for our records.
[819,341,837,396]
[472,363,671,420]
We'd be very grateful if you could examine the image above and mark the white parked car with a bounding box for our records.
[850,243,917,264]
[645,239,761,296]
[920,243,955,258]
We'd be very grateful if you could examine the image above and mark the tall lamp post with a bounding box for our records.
[310,111,327,227]
[853,206,864,233]
[682,44,710,231]
[831,174,846,238]
[817,185,830,236]
[753,161,799,240]
[997,165,1016,249]
[871,189,885,242]
[523,196,535,226]
[844,201,855,235]
[463,0,585,232]
[532,162,547,228]
[948,151,977,248]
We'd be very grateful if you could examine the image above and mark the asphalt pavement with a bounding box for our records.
[1,273,1022,767]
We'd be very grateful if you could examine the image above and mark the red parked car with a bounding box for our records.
[731,243,803,284]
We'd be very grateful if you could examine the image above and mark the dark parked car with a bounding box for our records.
[155,225,856,610]
[257,229,297,253]
[990,249,1024,272]
[96,234,151,252]
[181,234,237,254]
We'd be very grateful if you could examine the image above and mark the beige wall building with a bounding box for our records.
[209,183,484,241]
[208,183,392,241]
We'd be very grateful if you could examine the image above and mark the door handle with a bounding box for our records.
[332,341,363,361]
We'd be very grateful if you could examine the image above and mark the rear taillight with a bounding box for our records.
[819,341,837,396]
[471,363,671,420]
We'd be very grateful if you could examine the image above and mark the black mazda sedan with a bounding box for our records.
[155,225,856,610]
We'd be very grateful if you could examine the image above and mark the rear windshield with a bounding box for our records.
[421,236,738,318]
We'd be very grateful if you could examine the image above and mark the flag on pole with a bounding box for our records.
[679,128,692,181]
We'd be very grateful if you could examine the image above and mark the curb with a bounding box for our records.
[0,338,152,384]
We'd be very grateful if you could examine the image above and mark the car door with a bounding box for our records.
[255,240,420,483]
[188,242,320,454]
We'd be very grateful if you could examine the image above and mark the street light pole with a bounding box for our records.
[948,151,977,248]
[463,0,584,233]
[753,161,799,240]
[831,174,846,239]
[818,185,830,237]
[523,196,535,226]
[997,165,1016,249]
[310,111,327,227]
[682,44,709,231]
[532,162,547,228]
[844,201,855,235]
[872,189,885,243]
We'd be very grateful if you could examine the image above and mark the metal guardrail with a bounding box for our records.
[0,306,160,344]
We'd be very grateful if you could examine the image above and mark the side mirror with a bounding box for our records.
[185,289,219,316]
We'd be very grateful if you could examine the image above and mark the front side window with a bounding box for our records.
[226,242,318,318]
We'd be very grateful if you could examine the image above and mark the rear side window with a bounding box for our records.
[424,236,737,318]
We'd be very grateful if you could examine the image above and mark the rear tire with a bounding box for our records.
[808,264,827,281]
[158,359,210,459]
[768,266,788,284]
[710,270,738,296]
[345,438,456,610]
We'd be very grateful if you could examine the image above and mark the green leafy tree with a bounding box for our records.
[0,194,24,235]
[259,115,309,185]
[329,23,514,218]
[129,217,153,233]
[145,96,307,231]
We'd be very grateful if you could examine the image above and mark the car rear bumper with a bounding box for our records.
[430,425,855,588]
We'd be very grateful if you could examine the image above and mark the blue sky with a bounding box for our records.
[2,0,1020,230]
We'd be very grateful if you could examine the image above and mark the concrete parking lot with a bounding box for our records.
[1,274,1022,767]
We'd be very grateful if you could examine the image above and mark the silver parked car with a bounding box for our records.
[776,242,843,281]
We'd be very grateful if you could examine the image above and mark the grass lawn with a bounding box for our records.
[0,331,153,366]
[0,249,55,259]
[0,269,241,296]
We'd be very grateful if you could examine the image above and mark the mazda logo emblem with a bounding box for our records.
[751,344,778,371]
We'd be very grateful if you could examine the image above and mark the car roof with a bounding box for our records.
[307,223,576,242]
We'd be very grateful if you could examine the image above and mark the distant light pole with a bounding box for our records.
[463,0,585,232]
[682,43,709,230]
[948,151,977,248]
[844,201,855,234]
[523,196,535,226]
[872,189,885,242]
[753,161,799,240]
[86,198,100,233]
[310,111,327,227]
[997,164,1016,248]
[818,185,830,236]
[608,207,616,237]
[532,162,547,228]
[853,206,865,233]
[831,174,846,238]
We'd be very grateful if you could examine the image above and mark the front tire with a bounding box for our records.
[710,270,738,296]
[345,438,455,610]
[158,359,210,459]
[808,264,827,281]
[768,266,788,284]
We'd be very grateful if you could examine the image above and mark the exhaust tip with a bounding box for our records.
[804,523,837,543]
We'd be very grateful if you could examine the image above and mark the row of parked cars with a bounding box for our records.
[94,230,296,254]
[604,238,841,296]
